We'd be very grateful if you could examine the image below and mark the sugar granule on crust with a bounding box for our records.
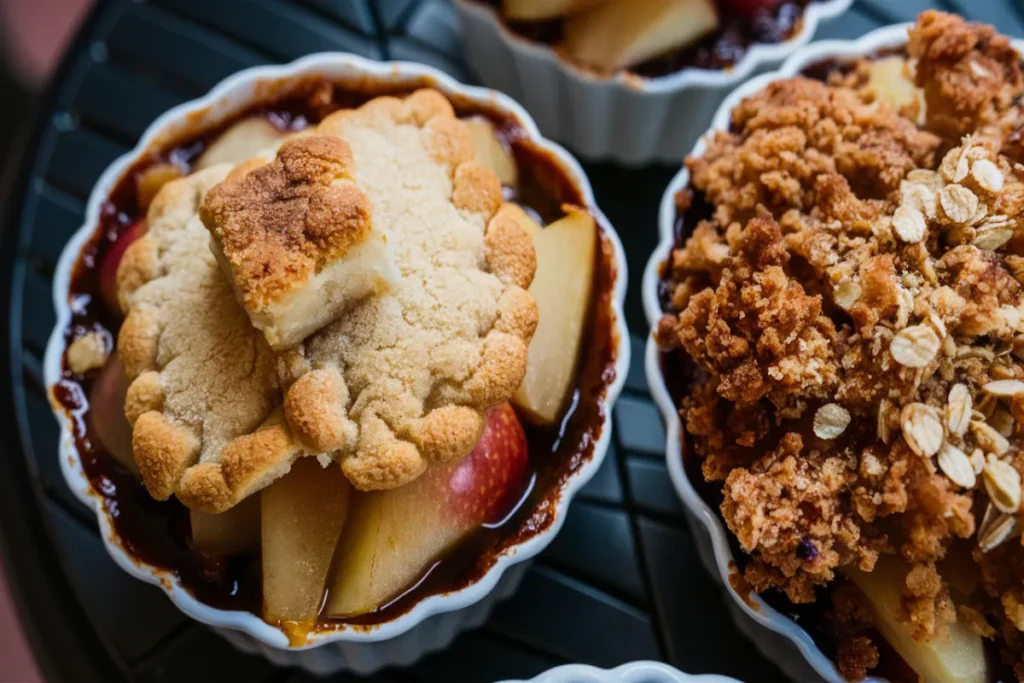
[656,11,1024,678]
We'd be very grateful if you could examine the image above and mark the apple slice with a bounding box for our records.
[136,163,183,212]
[868,56,925,120]
[196,117,287,170]
[564,0,719,73]
[262,457,351,623]
[464,117,518,187]
[100,220,146,316]
[513,208,596,424]
[88,353,136,474]
[191,494,260,556]
[845,557,986,683]
[326,403,529,618]
[503,0,602,21]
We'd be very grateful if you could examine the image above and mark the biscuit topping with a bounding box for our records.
[278,90,537,492]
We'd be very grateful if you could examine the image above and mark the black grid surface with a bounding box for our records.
[1,1,1022,682]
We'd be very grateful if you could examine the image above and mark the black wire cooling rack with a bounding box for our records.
[2,1,1022,682]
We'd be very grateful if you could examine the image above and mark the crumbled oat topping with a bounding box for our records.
[655,10,1024,679]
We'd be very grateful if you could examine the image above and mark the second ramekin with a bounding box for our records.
[453,0,852,165]
[643,21,1024,683]
[45,52,630,676]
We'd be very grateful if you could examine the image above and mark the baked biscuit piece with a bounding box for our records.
[278,89,538,490]
[201,135,400,350]
[116,166,301,513]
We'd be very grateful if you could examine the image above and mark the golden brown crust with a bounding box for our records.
[657,12,1024,675]
[175,410,302,513]
[200,136,372,314]
[485,205,539,289]
[116,166,287,509]
[283,88,537,491]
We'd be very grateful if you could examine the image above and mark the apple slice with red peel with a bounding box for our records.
[845,557,986,683]
[196,117,287,170]
[88,352,136,474]
[464,117,518,188]
[326,403,529,618]
[513,208,596,425]
[727,0,784,13]
[262,457,352,623]
[564,0,719,72]
[191,495,260,557]
[99,220,146,316]
[502,0,602,21]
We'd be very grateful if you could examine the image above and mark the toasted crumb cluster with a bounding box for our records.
[279,89,538,492]
[116,167,299,511]
[655,11,1024,679]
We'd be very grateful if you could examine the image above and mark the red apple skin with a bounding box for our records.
[99,220,146,316]
[446,402,530,525]
[728,0,784,14]
[88,352,136,473]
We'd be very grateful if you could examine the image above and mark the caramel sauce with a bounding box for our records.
[478,0,822,76]
[53,78,619,633]
[657,52,1016,683]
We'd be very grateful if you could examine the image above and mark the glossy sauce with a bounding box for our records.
[658,53,1017,682]
[54,78,619,631]
[480,0,822,75]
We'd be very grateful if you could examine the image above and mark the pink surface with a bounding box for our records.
[0,556,42,683]
[2,1,93,681]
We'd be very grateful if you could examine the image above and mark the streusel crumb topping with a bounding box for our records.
[656,10,1024,679]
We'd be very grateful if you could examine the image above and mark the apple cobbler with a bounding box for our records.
[656,11,1024,682]
[56,82,616,637]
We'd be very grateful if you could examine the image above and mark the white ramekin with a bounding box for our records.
[44,52,630,677]
[453,0,852,165]
[501,661,741,683]
[641,22,1024,683]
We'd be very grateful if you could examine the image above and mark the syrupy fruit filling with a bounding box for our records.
[54,78,618,637]
[478,0,823,75]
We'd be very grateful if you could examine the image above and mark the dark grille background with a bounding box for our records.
[1,1,1021,682]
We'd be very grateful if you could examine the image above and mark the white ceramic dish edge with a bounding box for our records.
[638,22,1002,683]
[43,52,630,675]
[500,660,741,683]
[453,0,852,165]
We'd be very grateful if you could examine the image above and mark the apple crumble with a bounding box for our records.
[656,11,1024,681]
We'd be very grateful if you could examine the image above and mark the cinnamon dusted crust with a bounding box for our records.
[278,89,538,491]
[201,135,399,350]
[116,167,299,512]
[655,11,1024,680]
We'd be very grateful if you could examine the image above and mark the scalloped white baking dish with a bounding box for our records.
[44,52,630,676]
[501,661,741,683]
[453,0,852,165]
[641,22,1024,683]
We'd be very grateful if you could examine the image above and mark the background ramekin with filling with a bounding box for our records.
[44,53,629,676]
[453,0,852,165]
